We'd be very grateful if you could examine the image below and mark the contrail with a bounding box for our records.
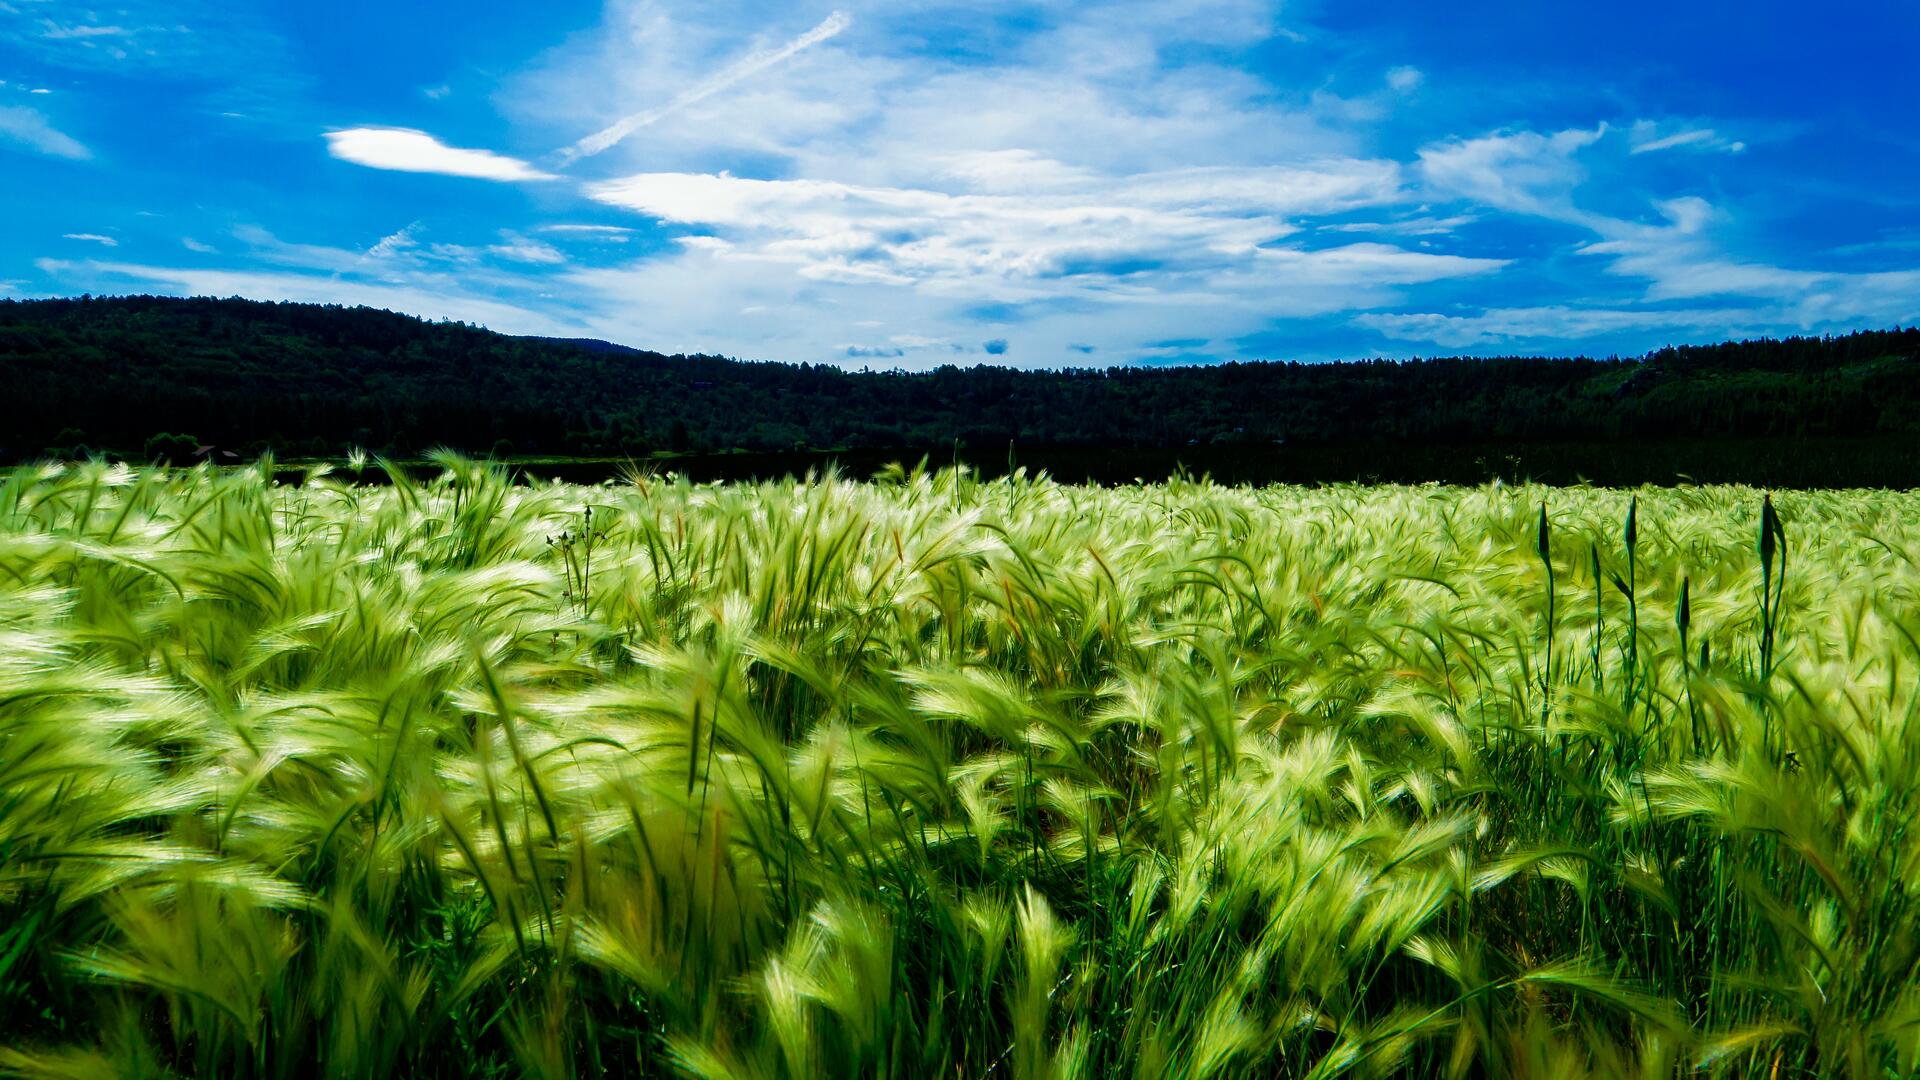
[557,10,852,166]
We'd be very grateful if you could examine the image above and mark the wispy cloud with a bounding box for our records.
[39,21,132,41]
[538,224,635,241]
[555,10,852,166]
[14,0,1911,367]
[0,104,88,159]
[37,259,569,335]
[488,233,565,264]
[62,232,117,246]
[1,1,308,117]
[229,224,366,273]
[490,1,1522,364]
[1628,121,1745,155]
[365,223,420,258]
[324,127,557,182]
[1320,213,1475,236]
[1578,218,1920,328]
[1417,126,1608,223]
[1382,123,1920,349]
[1357,305,1757,349]
[585,159,1444,301]
[226,223,569,283]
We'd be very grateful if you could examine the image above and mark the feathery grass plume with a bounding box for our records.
[5,459,1920,1075]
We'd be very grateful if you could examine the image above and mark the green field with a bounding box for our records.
[2,457,1917,1077]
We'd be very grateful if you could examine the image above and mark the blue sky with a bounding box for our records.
[4,1,1918,368]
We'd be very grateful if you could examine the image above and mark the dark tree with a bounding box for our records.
[1,295,1915,483]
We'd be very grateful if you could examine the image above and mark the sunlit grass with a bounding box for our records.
[3,456,1919,1077]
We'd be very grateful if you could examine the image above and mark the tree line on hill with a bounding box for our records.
[1,294,1916,469]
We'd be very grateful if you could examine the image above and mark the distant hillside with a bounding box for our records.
[1,294,1916,466]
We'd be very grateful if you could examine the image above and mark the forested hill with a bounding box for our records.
[2,294,1917,463]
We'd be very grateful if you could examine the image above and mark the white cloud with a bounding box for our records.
[230,224,366,273]
[539,224,634,241]
[1250,241,1500,286]
[63,232,117,246]
[510,1,1348,181]
[37,1,1878,368]
[488,233,566,264]
[1631,129,1712,153]
[565,237,1497,366]
[39,22,132,40]
[931,149,1099,193]
[0,104,88,158]
[2,2,306,115]
[323,127,557,182]
[563,169,1500,366]
[1417,126,1607,223]
[1628,120,1745,155]
[557,9,853,166]
[477,1,1524,365]
[1322,213,1475,235]
[182,237,215,253]
[585,160,1458,306]
[1394,125,1920,344]
[1357,305,1759,349]
[18,0,1885,369]
[229,223,573,282]
[37,259,574,336]
[366,224,420,259]
[1518,191,1920,329]
[1580,225,1920,327]
[1107,161,1403,214]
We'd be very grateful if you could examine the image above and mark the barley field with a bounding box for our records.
[2,455,1918,1078]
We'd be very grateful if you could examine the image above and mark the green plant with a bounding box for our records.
[0,460,1913,1077]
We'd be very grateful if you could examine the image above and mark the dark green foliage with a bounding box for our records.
[141,432,200,465]
[2,295,1918,472]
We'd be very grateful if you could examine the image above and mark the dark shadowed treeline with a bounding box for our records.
[2,295,1917,481]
